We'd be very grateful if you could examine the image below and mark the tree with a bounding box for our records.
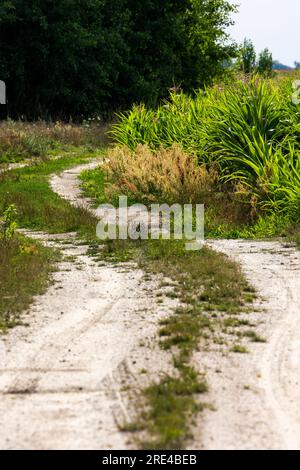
[0,0,128,118]
[178,0,237,89]
[258,48,273,76]
[294,62,300,70]
[238,38,256,74]
[0,0,237,119]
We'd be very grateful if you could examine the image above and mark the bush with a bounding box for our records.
[102,144,218,205]
[111,75,300,221]
[0,205,18,242]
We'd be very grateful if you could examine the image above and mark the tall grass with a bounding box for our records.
[101,144,218,205]
[111,75,300,221]
[111,92,206,156]
[0,120,109,163]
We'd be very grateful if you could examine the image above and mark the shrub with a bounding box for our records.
[0,205,18,242]
[111,76,300,221]
[102,144,218,205]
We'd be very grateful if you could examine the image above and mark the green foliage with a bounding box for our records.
[111,92,206,156]
[0,205,18,242]
[237,38,256,74]
[0,0,236,118]
[201,78,300,216]
[258,48,274,77]
[111,75,300,224]
[0,234,57,331]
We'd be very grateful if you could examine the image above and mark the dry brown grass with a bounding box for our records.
[103,144,218,205]
[0,120,110,162]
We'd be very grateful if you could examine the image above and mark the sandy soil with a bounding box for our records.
[2,161,300,450]
[192,239,300,450]
[0,162,174,450]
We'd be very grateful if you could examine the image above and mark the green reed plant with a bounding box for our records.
[202,77,293,166]
[111,92,206,156]
[111,75,300,222]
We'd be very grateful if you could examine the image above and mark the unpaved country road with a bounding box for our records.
[2,161,300,450]
[0,162,172,450]
[193,240,300,450]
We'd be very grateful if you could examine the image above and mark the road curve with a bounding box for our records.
[0,162,172,450]
[194,239,300,450]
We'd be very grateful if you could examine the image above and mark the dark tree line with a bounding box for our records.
[0,0,236,119]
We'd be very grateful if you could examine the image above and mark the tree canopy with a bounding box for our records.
[0,0,236,119]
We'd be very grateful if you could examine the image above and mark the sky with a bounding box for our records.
[228,0,300,66]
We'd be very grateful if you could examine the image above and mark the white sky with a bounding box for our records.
[228,0,300,66]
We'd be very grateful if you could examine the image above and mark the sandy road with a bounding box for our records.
[1,161,300,449]
[193,240,300,450]
[0,162,172,450]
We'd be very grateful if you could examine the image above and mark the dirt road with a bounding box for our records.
[194,240,300,450]
[1,162,300,449]
[0,163,172,450]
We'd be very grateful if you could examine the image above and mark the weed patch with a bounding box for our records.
[0,152,100,238]
[92,238,257,449]
[0,235,58,331]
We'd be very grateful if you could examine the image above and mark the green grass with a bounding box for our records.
[231,345,249,354]
[0,150,103,331]
[0,235,58,331]
[241,330,266,343]
[90,237,257,449]
[141,368,208,450]
[79,167,107,206]
[0,151,101,238]
[111,75,300,229]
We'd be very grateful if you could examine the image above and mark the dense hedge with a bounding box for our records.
[0,0,235,119]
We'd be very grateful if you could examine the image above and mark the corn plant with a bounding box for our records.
[110,75,300,221]
[202,77,293,166]
[110,92,206,156]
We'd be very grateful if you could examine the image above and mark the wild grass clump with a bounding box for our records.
[101,144,218,205]
[111,75,300,229]
[0,120,109,163]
